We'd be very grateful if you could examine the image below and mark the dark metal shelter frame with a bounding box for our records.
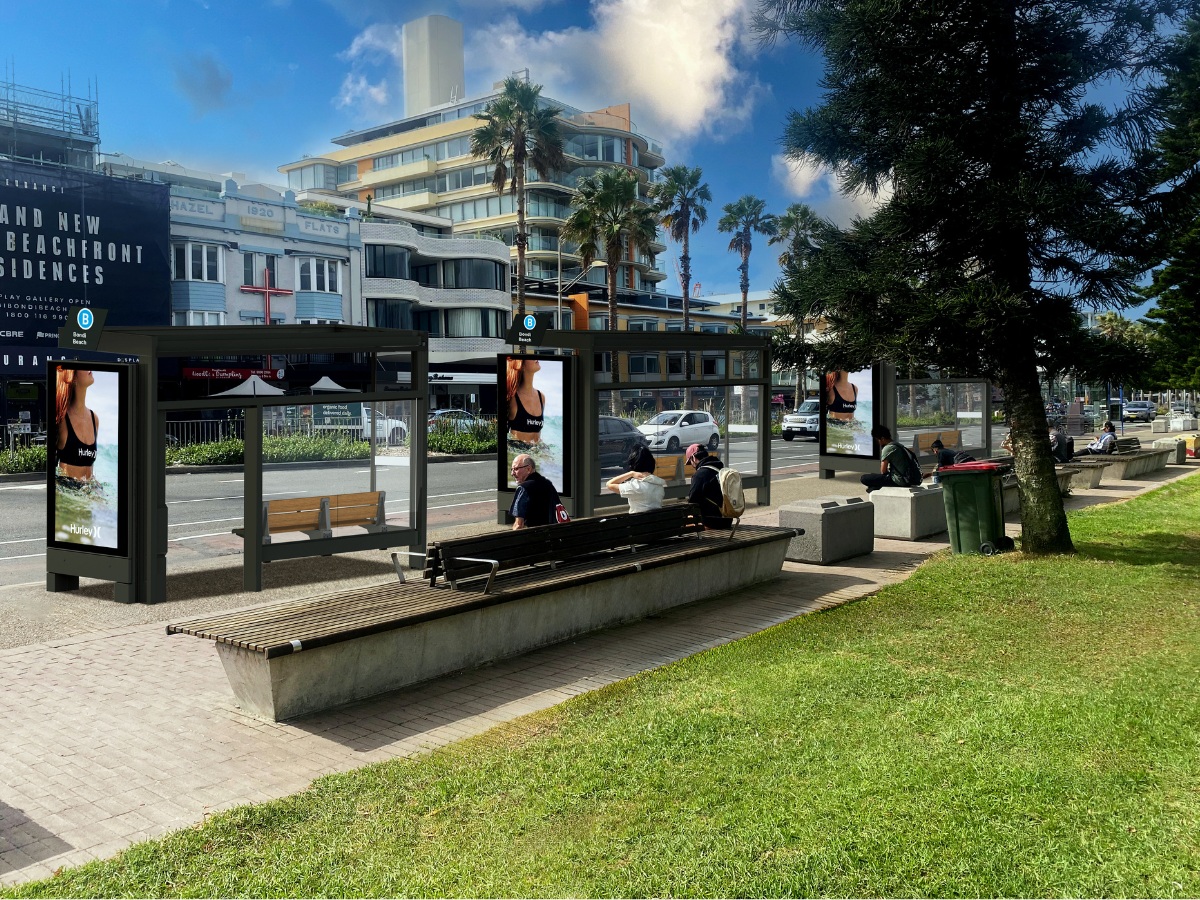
[47,325,428,601]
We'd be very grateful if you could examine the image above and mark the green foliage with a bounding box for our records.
[0,444,47,474]
[427,421,497,454]
[717,194,776,330]
[164,435,370,467]
[647,164,711,331]
[11,477,1200,897]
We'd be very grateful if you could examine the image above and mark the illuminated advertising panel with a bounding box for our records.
[45,361,130,556]
[496,354,571,496]
[820,365,881,459]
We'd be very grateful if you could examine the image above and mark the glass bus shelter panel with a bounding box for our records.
[154,352,375,403]
[894,380,989,458]
[367,398,413,530]
[727,383,761,477]
[376,352,415,390]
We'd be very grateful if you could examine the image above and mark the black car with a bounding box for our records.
[598,416,649,468]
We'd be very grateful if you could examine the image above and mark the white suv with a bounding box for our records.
[781,399,820,441]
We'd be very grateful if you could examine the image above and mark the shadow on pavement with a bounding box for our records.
[0,801,73,876]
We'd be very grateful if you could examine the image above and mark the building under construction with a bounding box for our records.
[0,73,99,170]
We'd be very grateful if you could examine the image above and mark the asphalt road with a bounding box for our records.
[0,436,824,588]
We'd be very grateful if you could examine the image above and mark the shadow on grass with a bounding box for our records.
[1075,531,1200,571]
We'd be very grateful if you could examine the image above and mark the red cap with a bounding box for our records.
[685,443,704,464]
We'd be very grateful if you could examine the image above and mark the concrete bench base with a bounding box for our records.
[1106,449,1173,479]
[779,496,873,564]
[1152,438,1188,465]
[870,485,947,540]
[1059,460,1110,489]
[214,536,792,721]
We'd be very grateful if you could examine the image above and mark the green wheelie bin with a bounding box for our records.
[938,461,1013,555]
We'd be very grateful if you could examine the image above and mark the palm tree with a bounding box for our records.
[647,165,711,333]
[470,76,566,326]
[769,202,823,269]
[718,195,777,332]
[560,167,659,332]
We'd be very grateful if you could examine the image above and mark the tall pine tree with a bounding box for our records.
[758,0,1197,554]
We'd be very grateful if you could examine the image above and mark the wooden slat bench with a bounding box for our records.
[913,429,962,456]
[233,491,389,544]
[169,505,800,721]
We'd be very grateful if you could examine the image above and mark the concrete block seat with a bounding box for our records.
[168,505,800,721]
[869,485,947,540]
[780,496,874,564]
[1058,460,1111,489]
[1105,437,1174,479]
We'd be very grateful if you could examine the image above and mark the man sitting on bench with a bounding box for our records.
[685,444,732,529]
[509,454,563,529]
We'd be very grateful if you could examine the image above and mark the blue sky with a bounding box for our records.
[4,0,838,298]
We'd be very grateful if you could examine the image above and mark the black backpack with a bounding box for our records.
[952,450,976,465]
[889,444,924,487]
[1051,434,1074,463]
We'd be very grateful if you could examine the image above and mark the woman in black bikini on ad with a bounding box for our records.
[824,368,875,457]
[504,356,567,493]
[53,365,119,548]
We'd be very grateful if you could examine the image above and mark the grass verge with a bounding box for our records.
[6,476,1200,897]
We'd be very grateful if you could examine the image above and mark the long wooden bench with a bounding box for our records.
[233,491,390,544]
[169,505,800,721]
[650,452,720,486]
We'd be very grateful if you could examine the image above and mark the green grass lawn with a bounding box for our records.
[8,476,1200,898]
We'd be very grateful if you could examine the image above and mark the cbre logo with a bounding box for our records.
[76,308,94,330]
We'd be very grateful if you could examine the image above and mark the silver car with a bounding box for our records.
[781,399,820,441]
[1122,401,1157,422]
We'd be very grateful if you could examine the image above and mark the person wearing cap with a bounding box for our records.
[684,443,732,529]
[606,446,666,513]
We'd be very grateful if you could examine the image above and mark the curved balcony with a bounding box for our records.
[360,222,508,262]
[363,277,511,310]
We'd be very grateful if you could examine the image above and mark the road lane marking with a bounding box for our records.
[169,531,236,542]
[0,484,45,491]
[0,553,44,561]
[0,537,44,545]
[167,490,305,504]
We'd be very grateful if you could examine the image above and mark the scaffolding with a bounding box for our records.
[0,69,100,170]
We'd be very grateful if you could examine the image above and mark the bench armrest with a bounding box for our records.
[445,555,501,594]
[390,550,430,584]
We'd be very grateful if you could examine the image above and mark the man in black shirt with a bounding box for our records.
[509,454,559,529]
[685,443,732,529]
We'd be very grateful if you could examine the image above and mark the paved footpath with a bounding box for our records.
[1,465,1195,886]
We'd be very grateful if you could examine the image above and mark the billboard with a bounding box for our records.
[2,160,170,375]
[820,366,881,459]
[46,360,131,555]
[497,354,571,497]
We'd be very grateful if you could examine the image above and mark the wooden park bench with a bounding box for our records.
[169,505,799,722]
[913,429,962,457]
[233,491,390,544]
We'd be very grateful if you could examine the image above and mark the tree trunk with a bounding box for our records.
[1000,361,1074,554]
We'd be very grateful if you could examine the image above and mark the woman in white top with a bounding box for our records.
[606,446,667,513]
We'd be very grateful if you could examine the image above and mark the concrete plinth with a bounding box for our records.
[779,496,873,564]
[1151,418,1170,433]
[1152,438,1187,465]
[215,537,792,721]
[869,485,947,540]
[1170,417,1197,432]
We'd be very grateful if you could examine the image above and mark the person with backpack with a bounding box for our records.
[929,438,975,482]
[509,454,563,529]
[861,425,924,493]
[1049,423,1074,462]
[684,443,733,529]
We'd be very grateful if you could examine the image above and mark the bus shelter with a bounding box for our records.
[47,325,427,601]
[496,330,773,523]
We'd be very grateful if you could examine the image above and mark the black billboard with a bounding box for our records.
[1,160,170,375]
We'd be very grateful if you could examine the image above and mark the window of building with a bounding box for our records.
[701,356,726,376]
[627,319,657,332]
[172,242,222,282]
[368,298,413,329]
[286,164,336,192]
[411,263,438,287]
[172,311,226,326]
[700,324,728,334]
[365,245,409,280]
[336,164,358,185]
[594,351,612,373]
[589,315,609,331]
[441,258,506,291]
[667,353,685,375]
[412,309,443,335]
[443,308,509,337]
[435,164,492,194]
[628,354,660,375]
[297,258,340,293]
[296,318,342,325]
[242,253,278,286]
[665,321,684,333]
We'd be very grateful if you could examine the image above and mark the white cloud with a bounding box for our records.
[465,0,762,150]
[459,0,561,9]
[336,23,403,115]
[771,154,891,227]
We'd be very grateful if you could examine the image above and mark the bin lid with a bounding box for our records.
[938,460,1010,474]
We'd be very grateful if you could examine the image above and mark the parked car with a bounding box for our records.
[428,409,482,432]
[1170,401,1194,415]
[361,406,408,445]
[781,399,820,441]
[637,410,720,453]
[1121,400,1157,422]
[598,416,650,468]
